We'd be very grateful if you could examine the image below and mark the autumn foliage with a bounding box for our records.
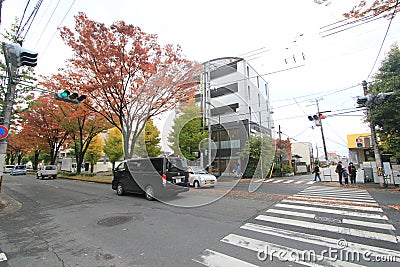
[51,12,202,159]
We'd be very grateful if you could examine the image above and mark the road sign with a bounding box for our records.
[0,125,9,140]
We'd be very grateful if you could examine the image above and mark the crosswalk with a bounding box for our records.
[254,178,317,185]
[193,185,399,266]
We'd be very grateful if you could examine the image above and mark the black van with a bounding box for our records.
[112,156,189,200]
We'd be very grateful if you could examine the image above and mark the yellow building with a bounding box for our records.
[347,132,375,165]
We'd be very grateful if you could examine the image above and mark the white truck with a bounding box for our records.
[37,165,58,179]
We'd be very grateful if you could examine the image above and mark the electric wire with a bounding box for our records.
[17,0,43,41]
[39,0,77,55]
[366,0,399,80]
[34,0,61,49]
[16,0,31,36]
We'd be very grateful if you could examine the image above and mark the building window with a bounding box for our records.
[247,66,250,77]
[248,86,251,101]
[257,76,259,88]
[265,83,268,96]
[258,94,261,107]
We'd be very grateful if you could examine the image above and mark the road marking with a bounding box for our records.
[192,249,258,267]
[296,192,374,200]
[264,179,274,183]
[256,215,398,243]
[240,223,400,261]
[272,179,283,183]
[221,234,364,267]
[0,253,7,262]
[283,179,294,183]
[293,194,378,205]
[282,199,384,212]
[266,208,394,230]
[294,181,304,184]
[306,181,316,184]
[275,203,388,220]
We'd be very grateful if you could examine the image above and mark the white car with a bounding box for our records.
[188,167,217,188]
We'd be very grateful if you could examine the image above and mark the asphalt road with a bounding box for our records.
[0,174,399,267]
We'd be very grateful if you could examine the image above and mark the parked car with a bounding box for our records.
[187,166,217,188]
[11,165,27,175]
[112,156,189,200]
[37,165,58,179]
[3,165,14,173]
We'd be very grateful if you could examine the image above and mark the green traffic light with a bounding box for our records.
[61,91,68,97]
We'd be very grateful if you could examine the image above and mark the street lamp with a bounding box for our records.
[206,101,222,177]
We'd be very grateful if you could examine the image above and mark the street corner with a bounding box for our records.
[0,192,22,217]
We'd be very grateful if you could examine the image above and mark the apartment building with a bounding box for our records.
[198,57,274,175]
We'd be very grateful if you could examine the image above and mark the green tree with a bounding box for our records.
[168,101,208,161]
[135,119,162,158]
[103,127,124,171]
[85,135,103,173]
[237,135,275,178]
[367,44,400,158]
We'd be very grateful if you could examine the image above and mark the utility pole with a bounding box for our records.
[362,80,382,168]
[278,125,282,177]
[0,43,18,191]
[315,99,328,161]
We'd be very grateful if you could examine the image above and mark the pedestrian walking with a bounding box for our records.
[348,162,357,185]
[335,161,344,185]
[235,163,241,177]
[313,165,321,181]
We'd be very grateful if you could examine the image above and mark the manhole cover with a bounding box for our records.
[97,215,133,227]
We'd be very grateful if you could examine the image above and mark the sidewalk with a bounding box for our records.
[0,192,22,217]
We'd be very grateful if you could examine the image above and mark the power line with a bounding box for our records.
[366,0,399,80]
[39,0,77,55]
[34,0,62,49]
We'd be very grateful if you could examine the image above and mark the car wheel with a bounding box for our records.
[194,180,200,188]
[116,183,125,196]
[53,175,57,179]
[36,174,39,179]
[145,185,154,201]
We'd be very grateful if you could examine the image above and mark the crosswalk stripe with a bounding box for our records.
[282,199,384,212]
[306,181,316,184]
[272,179,283,183]
[256,215,398,243]
[221,234,365,267]
[296,192,374,199]
[240,223,400,261]
[275,203,388,220]
[294,181,304,184]
[288,196,380,207]
[0,253,7,262]
[291,194,377,203]
[266,208,394,230]
[264,179,274,183]
[192,249,258,267]
[301,189,374,198]
[283,179,294,183]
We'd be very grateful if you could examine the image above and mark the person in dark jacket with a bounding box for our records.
[313,165,321,181]
[348,162,357,185]
[336,161,344,185]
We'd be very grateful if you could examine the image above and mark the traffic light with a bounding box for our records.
[54,90,86,104]
[375,92,394,103]
[307,114,322,126]
[356,137,363,148]
[356,94,374,107]
[4,43,38,67]
[318,113,325,119]
[356,92,393,107]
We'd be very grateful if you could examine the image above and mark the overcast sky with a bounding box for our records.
[2,0,400,157]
